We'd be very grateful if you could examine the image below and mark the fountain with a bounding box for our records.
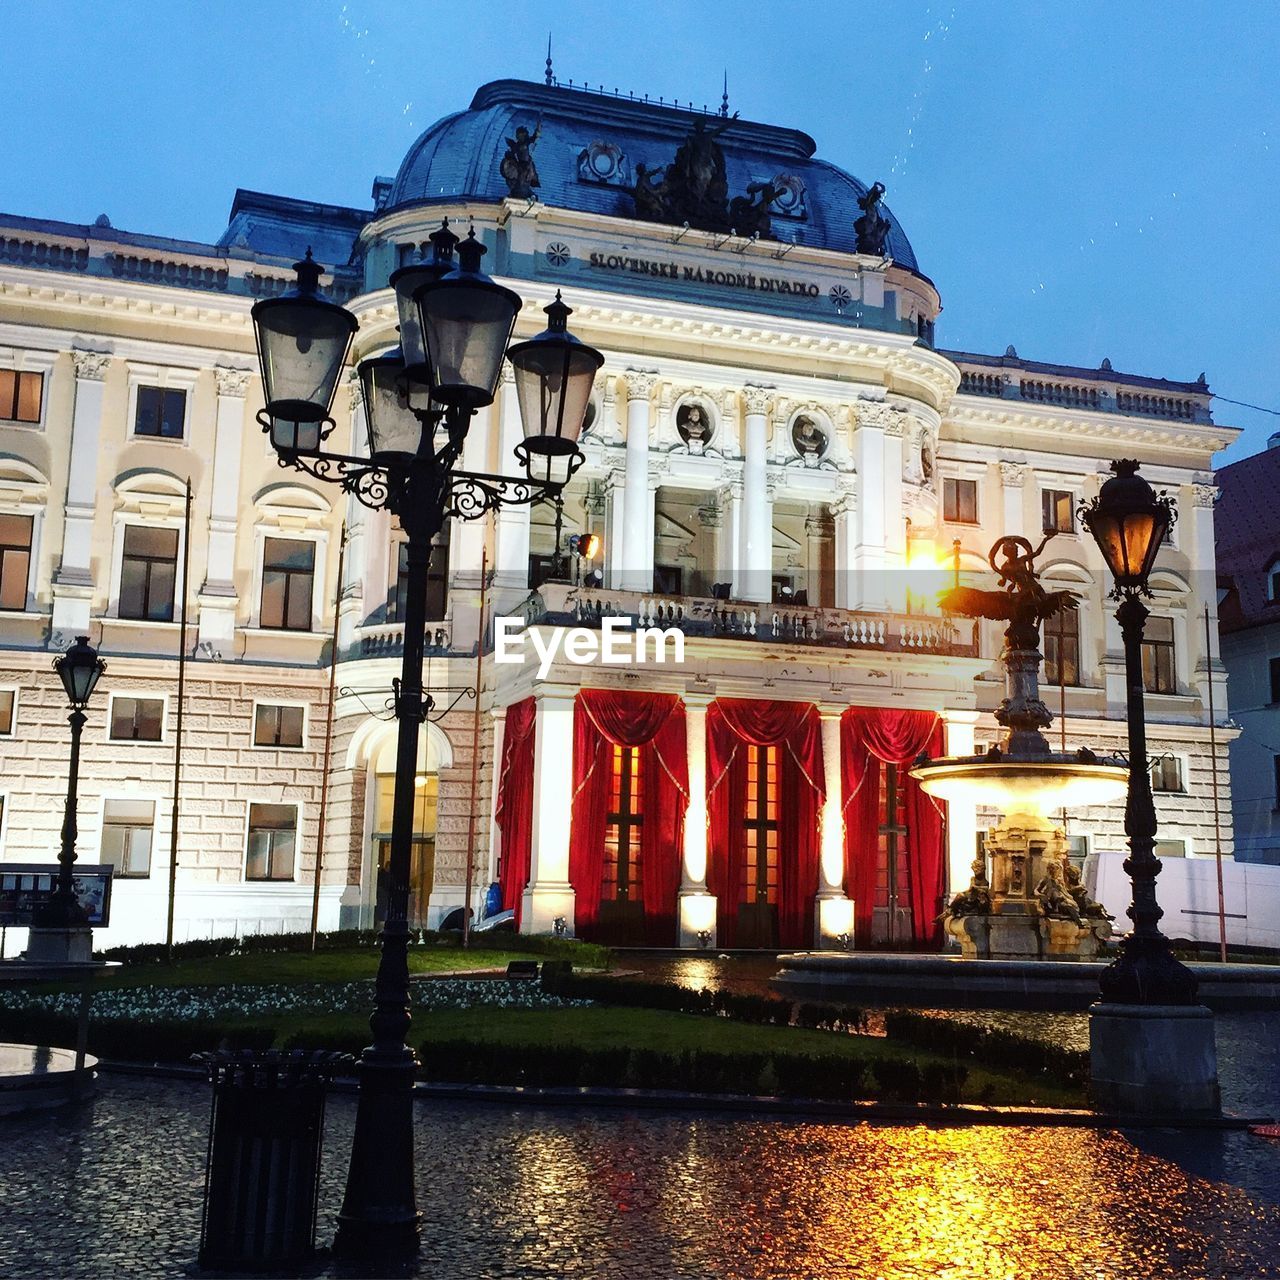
[910,535,1127,960]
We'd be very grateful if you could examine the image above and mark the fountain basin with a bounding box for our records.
[911,755,1128,815]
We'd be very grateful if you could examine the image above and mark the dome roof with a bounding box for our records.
[388,80,918,270]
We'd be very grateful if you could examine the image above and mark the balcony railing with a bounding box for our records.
[356,619,452,658]
[520,584,977,656]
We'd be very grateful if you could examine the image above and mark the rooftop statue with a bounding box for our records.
[625,163,669,222]
[728,180,782,240]
[853,181,892,256]
[500,120,542,198]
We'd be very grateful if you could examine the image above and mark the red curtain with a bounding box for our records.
[841,708,945,948]
[568,690,688,943]
[494,698,536,927]
[707,699,824,949]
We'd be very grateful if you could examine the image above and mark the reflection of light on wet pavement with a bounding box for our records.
[3,1074,1280,1276]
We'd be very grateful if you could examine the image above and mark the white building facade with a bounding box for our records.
[0,78,1248,951]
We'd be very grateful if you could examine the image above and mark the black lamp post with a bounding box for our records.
[250,229,601,1262]
[1080,459,1197,1005]
[37,636,106,930]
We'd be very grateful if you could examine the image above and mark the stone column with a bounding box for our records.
[942,709,980,901]
[677,690,717,948]
[51,350,111,645]
[337,375,368,654]
[450,400,493,650]
[492,366,532,616]
[1186,482,1224,714]
[739,384,773,604]
[696,500,722,599]
[805,514,827,607]
[815,706,855,948]
[196,366,251,657]
[720,482,743,599]
[851,403,887,611]
[603,469,627,590]
[486,706,507,885]
[882,411,907,612]
[1000,461,1025,539]
[832,489,857,610]
[619,369,657,592]
[522,685,578,933]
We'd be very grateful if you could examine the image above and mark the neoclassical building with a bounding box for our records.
[0,77,1246,951]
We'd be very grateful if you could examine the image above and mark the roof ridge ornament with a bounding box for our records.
[545,33,553,87]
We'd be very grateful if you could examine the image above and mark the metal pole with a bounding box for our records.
[1099,595,1197,1005]
[54,707,86,918]
[1204,605,1229,963]
[165,478,193,960]
[461,546,489,950]
[334,442,454,1259]
[311,525,346,950]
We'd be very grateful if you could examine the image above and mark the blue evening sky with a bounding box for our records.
[2,0,1276,461]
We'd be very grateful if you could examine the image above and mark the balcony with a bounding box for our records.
[355,619,453,659]
[520,583,978,656]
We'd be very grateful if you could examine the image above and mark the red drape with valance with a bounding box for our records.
[568,690,688,943]
[841,707,945,947]
[707,699,824,949]
[494,698,536,928]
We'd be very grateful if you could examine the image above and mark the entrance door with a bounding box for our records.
[371,771,438,929]
[374,836,436,929]
[870,763,914,946]
[597,744,646,944]
[737,743,780,949]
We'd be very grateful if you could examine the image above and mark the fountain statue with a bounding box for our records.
[911,535,1126,960]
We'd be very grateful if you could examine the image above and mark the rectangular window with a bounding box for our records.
[1274,754,1280,809]
[1269,657,1280,705]
[0,690,13,735]
[390,532,448,624]
[602,744,643,903]
[1042,489,1075,534]
[119,525,178,621]
[1154,838,1187,859]
[742,744,780,906]
[253,703,305,748]
[1150,755,1184,793]
[260,537,314,631]
[100,798,155,878]
[246,803,297,881]
[109,696,164,742]
[133,385,186,439]
[1141,616,1176,694]
[1043,607,1080,687]
[0,369,43,424]
[943,477,978,524]
[0,514,32,611]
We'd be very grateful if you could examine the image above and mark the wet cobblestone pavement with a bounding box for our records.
[2,1076,1280,1280]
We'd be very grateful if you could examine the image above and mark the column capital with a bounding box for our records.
[681,684,717,709]
[623,368,659,401]
[1191,483,1218,509]
[939,706,981,726]
[816,704,847,722]
[742,383,775,416]
[70,349,111,381]
[533,683,579,706]
[214,365,253,398]
[999,460,1026,488]
[499,361,516,387]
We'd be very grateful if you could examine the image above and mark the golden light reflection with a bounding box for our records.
[497,1117,1280,1279]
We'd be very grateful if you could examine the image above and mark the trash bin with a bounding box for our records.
[195,1049,353,1271]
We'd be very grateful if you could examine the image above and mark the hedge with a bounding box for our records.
[97,928,610,970]
[883,1011,1088,1087]
[414,1036,966,1104]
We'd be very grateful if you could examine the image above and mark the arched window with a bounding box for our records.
[1266,556,1280,602]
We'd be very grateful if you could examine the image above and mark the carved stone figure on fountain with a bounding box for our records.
[500,121,542,198]
[854,181,893,256]
[1037,861,1083,925]
[665,113,736,229]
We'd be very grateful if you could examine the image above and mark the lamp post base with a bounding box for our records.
[332,1047,421,1262]
[25,926,93,964]
[1089,1002,1220,1117]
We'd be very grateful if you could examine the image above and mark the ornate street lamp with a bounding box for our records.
[250,230,601,1262]
[35,636,106,935]
[1080,459,1196,1005]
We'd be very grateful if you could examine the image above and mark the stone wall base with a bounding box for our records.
[1089,1002,1220,1117]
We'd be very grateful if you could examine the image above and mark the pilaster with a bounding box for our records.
[814,706,855,948]
[619,369,658,592]
[739,384,774,604]
[522,685,578,934]
[677,688,717,948]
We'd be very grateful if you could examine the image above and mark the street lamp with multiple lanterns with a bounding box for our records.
[1079,458,1198,1006]
[250,221,603,1260]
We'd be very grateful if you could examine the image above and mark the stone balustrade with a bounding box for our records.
[355,619,453,658]
[524,582,976,656]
